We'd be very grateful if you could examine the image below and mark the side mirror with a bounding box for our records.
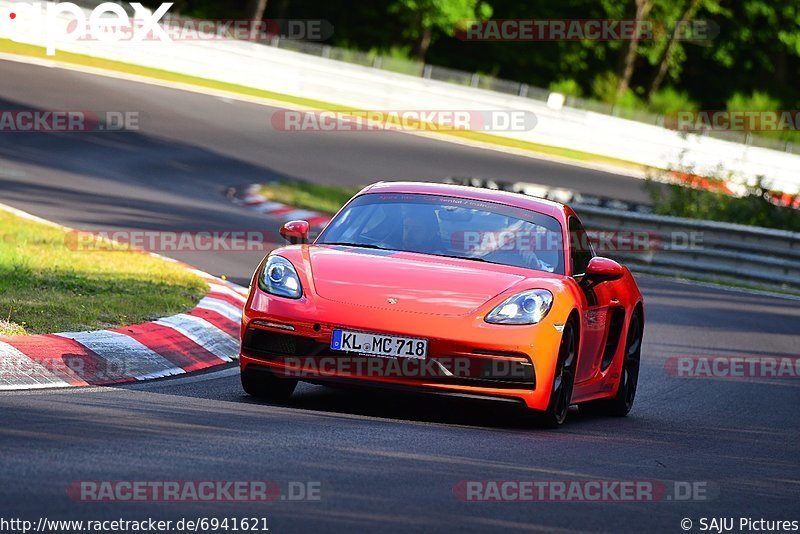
[280,220,310,245]
[583,257,625,286]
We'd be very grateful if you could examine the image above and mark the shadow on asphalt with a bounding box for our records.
[122,369,626,432]
[0,95,292,237]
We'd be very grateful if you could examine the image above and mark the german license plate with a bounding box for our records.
[331,329,428,359]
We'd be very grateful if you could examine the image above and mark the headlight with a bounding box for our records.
[485,289,553,325]
[259,256,302,299]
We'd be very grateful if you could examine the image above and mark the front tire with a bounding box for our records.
[241,366,297,402]
[537,319,578,428]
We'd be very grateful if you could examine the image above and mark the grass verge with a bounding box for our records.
[0,210,207,335]
[259,181,359,214]
[0,39,648,172]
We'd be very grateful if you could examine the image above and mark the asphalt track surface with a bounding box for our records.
[1,59,799,533]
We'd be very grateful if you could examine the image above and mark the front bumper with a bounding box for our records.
[240,290,566,411]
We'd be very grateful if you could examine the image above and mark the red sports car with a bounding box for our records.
[240,182,644,427]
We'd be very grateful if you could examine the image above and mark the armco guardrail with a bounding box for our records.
[445,177,800,291]
[576,205,800,291]
[2,1,800,194]
[273,37,794,154]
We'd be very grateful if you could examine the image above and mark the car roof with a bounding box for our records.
[359,181,567,220]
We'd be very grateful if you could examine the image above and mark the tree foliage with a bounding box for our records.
[389,0,493,59]
[144,0,800,113]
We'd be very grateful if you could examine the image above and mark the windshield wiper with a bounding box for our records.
[424,252,491,263]
[321,246,491,264]
[321,242,392,250]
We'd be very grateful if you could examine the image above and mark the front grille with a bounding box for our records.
[242,328,320,357]
[445,351,535,388]
[242,328,535,389]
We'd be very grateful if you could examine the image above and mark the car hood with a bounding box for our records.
[306,245,556,316]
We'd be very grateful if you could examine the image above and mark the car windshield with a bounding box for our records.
[317,193,565,274]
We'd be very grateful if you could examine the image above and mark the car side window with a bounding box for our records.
[569,216,594,276]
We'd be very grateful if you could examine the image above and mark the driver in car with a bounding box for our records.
[385,205,443,254]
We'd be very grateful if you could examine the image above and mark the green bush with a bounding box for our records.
[726,91,780,113]
[549,79,582,98]
[649,87,698,114]
[725,91,800,144]
[615,90,646,111]
[591,71,619,104]
[646,178,800,232]
[590,71,647,114]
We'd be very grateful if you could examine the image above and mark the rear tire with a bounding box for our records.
[241,366,297,402]
[536,318,578,429]
[582,309,643,417]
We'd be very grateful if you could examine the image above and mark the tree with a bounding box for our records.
[644,0,726,101]
[250,0,269,21]
[646,0,700,99]
[390,0,493,61]
[248,0,269,40]
[615,0,654,98]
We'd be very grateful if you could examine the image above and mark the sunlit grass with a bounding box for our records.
[259,181,359,214]
[0,210,207,335]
